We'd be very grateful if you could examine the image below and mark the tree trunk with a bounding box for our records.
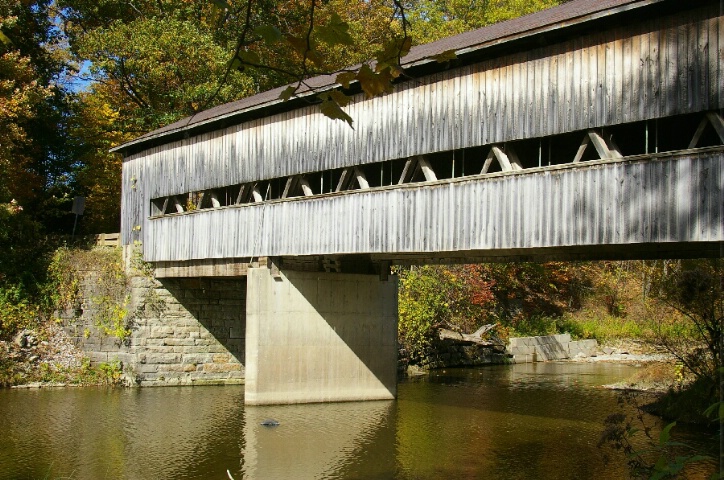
[436,323,503,346]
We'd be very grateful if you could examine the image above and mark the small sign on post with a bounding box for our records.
[71,196,85,237]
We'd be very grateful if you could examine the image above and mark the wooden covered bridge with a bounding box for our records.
[114,0,723,404]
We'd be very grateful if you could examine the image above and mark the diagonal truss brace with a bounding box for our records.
[572,130,623,163]
[688,112,724,149]
[481,145,523,173]
[336,168,355,192]
[398,156,438,184]
[335,166,373,192]
[173,196,185,213]
[209,191,221,208]
[282,175,315,198]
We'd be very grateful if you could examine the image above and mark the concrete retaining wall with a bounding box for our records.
[508,334,597,363]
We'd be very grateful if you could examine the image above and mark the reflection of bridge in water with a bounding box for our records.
[114,0,723,404]
[243,400,396,478]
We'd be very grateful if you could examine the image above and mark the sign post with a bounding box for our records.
[71,196,85,237]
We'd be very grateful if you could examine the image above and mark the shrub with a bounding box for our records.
[0,285,41,339]
[649,259,722,395]
[397,265,492,361]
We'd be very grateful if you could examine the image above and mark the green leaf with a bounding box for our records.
[318,93,353,127]
[284,35,323,65]
[0,31,11,46]
[278,86,296,101]
[285,35,309,55]
[210,0,229,9]
[328,90,351,107]
[316,13,354,46]
[356,64,393,98]
[376,36,412,69]
[335,71,356,89]
[703,401,723,421]
[658,421,676,445]
[432,49,457,63]
[383,64,403,79]
[650,470,669,480]
[229,56,244,71]
[253,25,282,44]
[238,50,260,65]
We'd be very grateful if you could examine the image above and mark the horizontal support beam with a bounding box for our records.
[154,257,278,278]
[144,149,724,264]
[369,242,724,264]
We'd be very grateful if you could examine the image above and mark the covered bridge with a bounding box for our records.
[113,0,724,404]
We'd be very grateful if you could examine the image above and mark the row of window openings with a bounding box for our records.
[151,111,724,216]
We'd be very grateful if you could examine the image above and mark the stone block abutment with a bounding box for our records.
[61,268,247,387]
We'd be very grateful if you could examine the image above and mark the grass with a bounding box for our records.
[561,313,647,342]
[507,312,655,342]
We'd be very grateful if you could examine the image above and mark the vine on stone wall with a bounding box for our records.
[49,247,132,342]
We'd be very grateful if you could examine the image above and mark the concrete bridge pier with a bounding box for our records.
[244,267,398,405]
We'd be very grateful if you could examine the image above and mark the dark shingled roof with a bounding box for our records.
[114,0,661,153]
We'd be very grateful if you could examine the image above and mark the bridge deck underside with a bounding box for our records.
[145,147,723,267]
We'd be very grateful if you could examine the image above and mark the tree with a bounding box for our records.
[58,0,408,128]
[64,16,256,132]
[70,82,135,232]
[0,1,54,204]
[0,0,79,232]
[407,0,563,44]
[0,49,52,203]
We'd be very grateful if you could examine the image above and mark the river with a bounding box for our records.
[0,362,715,479]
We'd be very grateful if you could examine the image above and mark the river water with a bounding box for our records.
[0,362,716,479]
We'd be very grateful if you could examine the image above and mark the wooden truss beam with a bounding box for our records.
[398,158,417,184]
[482,145,522,173]
[282,176,300,198]
[689,112,724,148]
[418,156,438,181]
[299,177,314,196]
[399,156,437,184]
[209,191,221,208]
[354,167,370,189]
[236,184,250,204]
[251,184,263,202]
[336,168,354,192]
[573,130,622,163]
[173,196,184,213]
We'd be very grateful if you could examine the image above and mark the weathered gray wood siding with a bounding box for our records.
[121,154,145,246]
[121,5,723,250]
[142,149,723,261]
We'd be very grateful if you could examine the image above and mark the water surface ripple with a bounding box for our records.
[0,362,713,479]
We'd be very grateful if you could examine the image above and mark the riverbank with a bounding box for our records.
[3,325,676,389]
[571,339,673,367]
[0,322,121,387]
